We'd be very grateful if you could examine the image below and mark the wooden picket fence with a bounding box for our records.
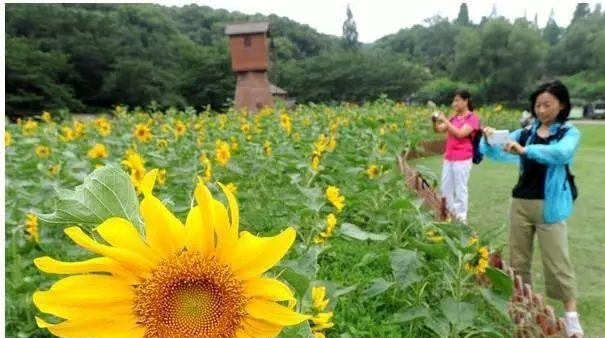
[397,152,568,338]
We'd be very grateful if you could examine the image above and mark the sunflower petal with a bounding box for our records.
[232,227,296,280]
[213,198,237,255]
[243,278,297,307]
[246,299,310,326]
[218,182,239,237]
[64,227,153,275]
[36,316,144,338]
[228,231,268,271]
[33,256,137,283]
[191,181,238,259]
[240,318,283,338]
[140,194,186,256]
[193,179,218,247]
[140,168,158,197]
[235,330,255,338]
[184,205,213,255]
[34,291,133,319]
[33,275,134,320]
[43,274,133,297]
[95,217,159,263]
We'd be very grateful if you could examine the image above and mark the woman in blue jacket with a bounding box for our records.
[481,80,583,338]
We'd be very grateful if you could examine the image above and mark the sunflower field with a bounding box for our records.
[5,99,522,338]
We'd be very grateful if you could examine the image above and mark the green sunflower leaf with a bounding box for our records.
[440,297,476,332]
[484,266,513,298]
[390,248,421,289]
[362,277,394,298]
[280,321,314,338]
[38,164,142,231]
[339,222,389,241]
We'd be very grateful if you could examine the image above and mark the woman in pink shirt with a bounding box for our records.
[432,89,481,224]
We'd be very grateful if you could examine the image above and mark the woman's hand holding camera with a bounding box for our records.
[431,111,447,123]
[483,127,495,136]
[436,112,447,122]
[483,127,525,154]
[504,141,526,155]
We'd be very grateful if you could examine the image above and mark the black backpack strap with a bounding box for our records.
[452,112,480,140]
[519,125,570,171]
[466,112,480,127]
[519,128,531,146]
[520,124,568,146]
[463,112,481,137]
[554,125,569,141]
[520,124,576,199]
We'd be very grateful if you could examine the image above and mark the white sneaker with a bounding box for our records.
[564,313,584,338]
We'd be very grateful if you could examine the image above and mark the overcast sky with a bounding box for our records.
[156,1,603,43]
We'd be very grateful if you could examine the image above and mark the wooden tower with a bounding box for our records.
[225,22,273,113]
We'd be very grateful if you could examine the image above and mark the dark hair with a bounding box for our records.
[453,89,474,111]
[529,80,571,122]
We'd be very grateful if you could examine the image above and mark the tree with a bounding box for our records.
[594,28,605,74]
[543,10,561,46]
[342,5,359,51]
[478,18,547,102]
[5,37,82,113]
[374,18,459,75]
[548,12,605,75]
[572,3,590,24]
[267,14,341,59]
[5,2,605,111]
[452,27,481,81]
[506,21,548,86]
[455,3,470,26]
[275,51,430,103]
[5,3,346,113]
[489,4,498,18]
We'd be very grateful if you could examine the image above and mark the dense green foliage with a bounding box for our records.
[5,3,605,114]
[5,102,518,337]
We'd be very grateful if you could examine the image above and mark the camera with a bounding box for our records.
[431,112,440,122]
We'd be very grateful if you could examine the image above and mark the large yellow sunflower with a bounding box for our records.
[33,170,308,338]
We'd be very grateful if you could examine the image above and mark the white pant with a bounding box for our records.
[440,159,473,223]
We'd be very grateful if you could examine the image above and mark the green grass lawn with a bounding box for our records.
[413,124,605,337]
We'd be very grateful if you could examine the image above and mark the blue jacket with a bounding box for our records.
[479,121,580,224]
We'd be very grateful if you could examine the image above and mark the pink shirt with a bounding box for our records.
[444,111,480,161]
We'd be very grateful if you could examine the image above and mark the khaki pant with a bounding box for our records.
[508,198,577,301]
